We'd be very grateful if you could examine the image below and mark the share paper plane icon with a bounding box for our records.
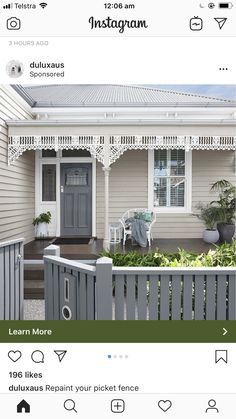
[54,350,67,362]
[214,17,227,29]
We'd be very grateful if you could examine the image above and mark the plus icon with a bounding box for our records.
[111,399,125,413]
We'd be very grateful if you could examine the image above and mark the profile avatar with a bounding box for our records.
[6,60,24,78]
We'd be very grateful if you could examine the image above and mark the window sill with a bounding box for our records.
[153,208,192,214]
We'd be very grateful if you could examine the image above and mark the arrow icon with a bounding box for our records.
[223,328,228,336]
[214,17,227,29]
[54,350,67,362]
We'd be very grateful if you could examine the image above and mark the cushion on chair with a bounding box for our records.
[134,210,153,223]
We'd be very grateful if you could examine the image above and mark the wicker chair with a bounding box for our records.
[119,208,156,247]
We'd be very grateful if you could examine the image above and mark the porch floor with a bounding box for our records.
[24,237,215,261]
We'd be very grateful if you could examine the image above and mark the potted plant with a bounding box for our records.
[194,204,219,243]
[210,179,236,243]
[33,211,52,238]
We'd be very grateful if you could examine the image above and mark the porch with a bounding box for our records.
[7,133,236,250]
[24,237,214,261]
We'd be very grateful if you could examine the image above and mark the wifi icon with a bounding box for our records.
[39,2,47,8]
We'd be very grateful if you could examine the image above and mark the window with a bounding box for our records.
[66,168,88,186]
[42,150,57,158]
[152,150,191,210]
[62,149,91,158]
[42,164,56,201]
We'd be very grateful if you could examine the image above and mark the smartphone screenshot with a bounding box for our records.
[0,0,235,417]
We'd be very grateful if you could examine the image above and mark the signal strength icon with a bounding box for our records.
[3,3,13,9]
[39,2,48,8]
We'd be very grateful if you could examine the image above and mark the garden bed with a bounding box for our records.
[102,241,236,267]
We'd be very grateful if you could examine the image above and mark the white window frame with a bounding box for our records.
[148,149,192,213]
[41,161,57,204]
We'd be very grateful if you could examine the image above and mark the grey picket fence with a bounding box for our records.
[0,238,24,320]
[44,247,236,321]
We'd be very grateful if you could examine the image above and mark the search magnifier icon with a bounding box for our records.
[64,399,77,413]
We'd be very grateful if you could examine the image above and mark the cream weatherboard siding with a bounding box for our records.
[0,86,35,244]
[96,149,236,239]
[96,150,148,238]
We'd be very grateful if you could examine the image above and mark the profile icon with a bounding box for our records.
[6,60,24,78]
[206,399,219,413]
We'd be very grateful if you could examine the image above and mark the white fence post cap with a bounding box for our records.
[96,256,113,265]
[44,244,60,256]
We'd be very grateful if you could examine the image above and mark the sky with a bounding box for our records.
[148,85,236,101]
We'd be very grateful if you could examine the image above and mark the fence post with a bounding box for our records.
[19,240,24,320]
[228,273,236,320]
[96,257,113,320]
[44,244,60,257]
[44,245,60,321]
[0,238,24,320]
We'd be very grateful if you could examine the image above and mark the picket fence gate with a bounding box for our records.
[44,246,236,321]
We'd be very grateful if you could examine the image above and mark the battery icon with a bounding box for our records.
[219,2,233,7]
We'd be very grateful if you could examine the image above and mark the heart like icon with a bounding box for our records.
[158,400,172,412]
[8,350,22,362]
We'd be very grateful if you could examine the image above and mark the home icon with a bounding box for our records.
[17,399,30,413]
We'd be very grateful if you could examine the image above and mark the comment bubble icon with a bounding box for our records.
[31,350,44,363]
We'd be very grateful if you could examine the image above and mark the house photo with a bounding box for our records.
[0,84,235,321]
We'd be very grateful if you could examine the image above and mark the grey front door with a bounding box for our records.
[61,163,92,236]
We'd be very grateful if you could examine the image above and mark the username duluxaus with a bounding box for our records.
[30,62,64,69]
[88,16,148,33]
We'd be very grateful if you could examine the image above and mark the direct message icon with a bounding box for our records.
[54,350,67,362]
[214,17,227,29]
[158,400,172,412]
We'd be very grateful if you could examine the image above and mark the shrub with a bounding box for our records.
[32,211,52,226]
[101,241,236,267]
[193,203,219,230]
[210,179,236,224]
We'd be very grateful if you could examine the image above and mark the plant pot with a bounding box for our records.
[36,222,49,238]
[217,223,235,243]
[202,229,219,244]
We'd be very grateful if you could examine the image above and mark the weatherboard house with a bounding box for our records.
[0,84,235,247]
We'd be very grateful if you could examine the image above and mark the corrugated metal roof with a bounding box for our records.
[13,84,235,107]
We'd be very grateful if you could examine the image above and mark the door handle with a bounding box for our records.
[61,185,64,193]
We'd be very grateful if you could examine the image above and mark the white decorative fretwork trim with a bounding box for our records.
[8,134,236,165]
[8,135,105,165]
[109,135,236,163]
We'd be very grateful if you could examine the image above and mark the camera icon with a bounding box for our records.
[7,17,21,30]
